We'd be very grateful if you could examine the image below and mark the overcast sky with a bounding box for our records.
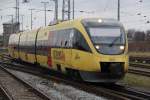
[0,0,150,34]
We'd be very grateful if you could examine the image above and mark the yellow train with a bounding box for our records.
[8,18,128,82]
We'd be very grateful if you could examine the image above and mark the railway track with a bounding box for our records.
[129,56,150,77]
[129,62,150,77]
[130,56,150,63]
[0,61,150,100]
[128,67,150,77]
[104,83,150,100]
[0,54,150,99]
[130,62,150,69]
[0,83,12,100]
[0,65,51,100]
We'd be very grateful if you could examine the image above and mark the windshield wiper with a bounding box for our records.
[109,34,122,47]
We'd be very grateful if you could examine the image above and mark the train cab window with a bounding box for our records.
[64,29,74,48]
[62,30,69,48]
[59,29,74,48]
[54,31,61,48]
[68,29,74,48]
[73,29,91,52]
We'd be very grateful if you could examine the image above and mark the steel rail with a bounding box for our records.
[0,54,149,100]
[104,83,150,100]
[130,56,150,63]
[0,65,51,100]
[0,61,150,100]
[130,62,150,69]
[0,83,14,100]
[129,67,150,77]
[0,62,128,100]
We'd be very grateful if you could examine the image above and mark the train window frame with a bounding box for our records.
[63,29,74,48]
[85,25,126,55]
[50,29,74,48]
[73,29,91,53]
[49,28,91,52]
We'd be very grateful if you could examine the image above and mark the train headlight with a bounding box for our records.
[98,19,102,23]
[95,45,100,49]
[120,45,125,50]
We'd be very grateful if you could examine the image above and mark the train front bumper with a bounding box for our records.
[79,54,128,82]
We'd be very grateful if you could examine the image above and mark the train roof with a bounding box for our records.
[81,18,123,27]
[51,18,123,28]
[50,17,122,25]
[12,17,123,35]
[47,18,123,30]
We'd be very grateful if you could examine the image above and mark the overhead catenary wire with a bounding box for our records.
[41,1,49,26]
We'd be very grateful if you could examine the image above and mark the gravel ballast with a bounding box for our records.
[8,68,107,100]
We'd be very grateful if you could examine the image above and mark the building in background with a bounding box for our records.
[0,35,3,46]
[3,21,20,46]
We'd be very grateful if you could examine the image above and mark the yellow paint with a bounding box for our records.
[36,54,48,67]
[27,53,36,64]
[71,49,99,71]
[19,51,28,62]
[14,50,19,59]
[8,48,13,57]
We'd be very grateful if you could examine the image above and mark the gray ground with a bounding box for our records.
[8,69,107,100]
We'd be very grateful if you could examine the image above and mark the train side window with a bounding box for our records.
[61,30,66,47]
[68,29,74,48]
[73,29,91,52]
[61,29,72,48]
[65,29,71,48]
[53,31,58,47]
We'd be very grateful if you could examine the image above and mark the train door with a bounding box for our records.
[52,29,73,72]
[62,29,73,67]
[71,29,95,71]
[19,33,28,62]
[50,30,64,71]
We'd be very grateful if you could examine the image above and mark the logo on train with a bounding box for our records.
[53,50,65,61]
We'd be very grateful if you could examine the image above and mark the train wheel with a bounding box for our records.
[74,70,82,81]
[66,68,82,81]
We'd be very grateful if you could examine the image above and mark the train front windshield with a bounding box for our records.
[86,26,126,55]
[89,27,124,44]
